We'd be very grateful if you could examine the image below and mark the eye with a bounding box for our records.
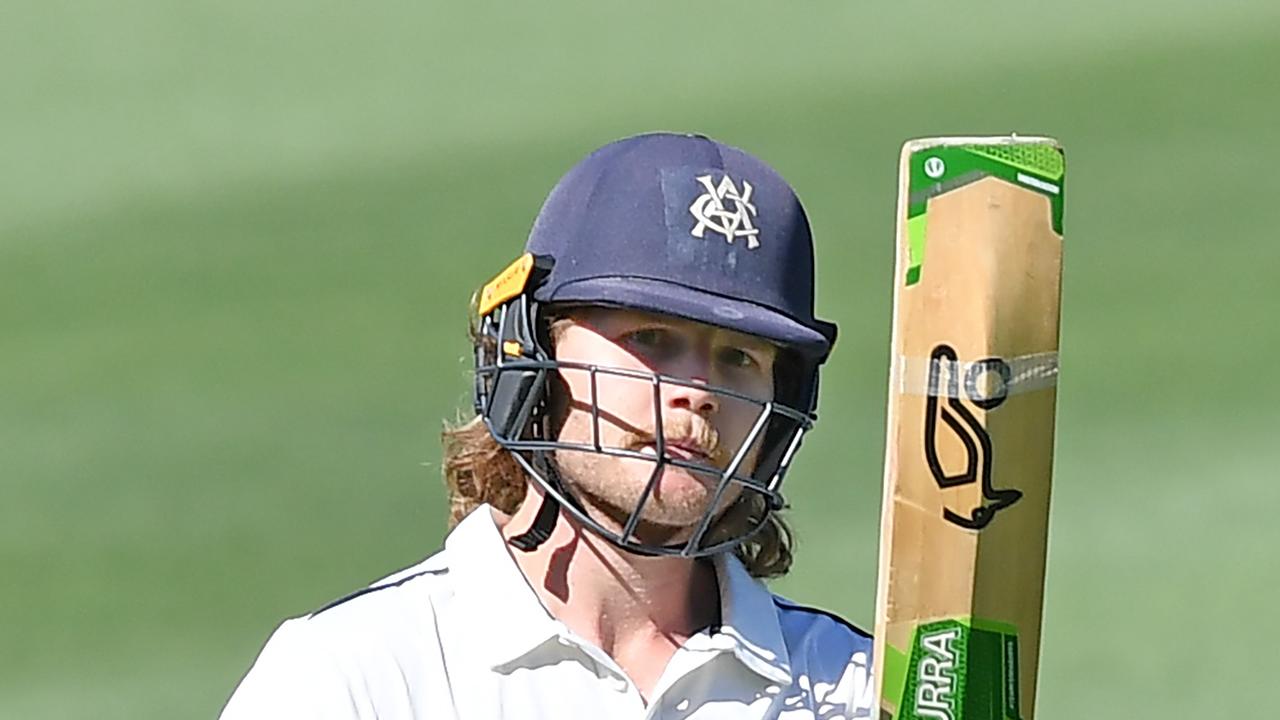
[623,327,683,361]
[715,346,760,370]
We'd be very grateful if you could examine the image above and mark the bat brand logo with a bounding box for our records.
[913,627,959,720]
[689,174,761,249]
[924,343,1021,530]
[923,156,946,179]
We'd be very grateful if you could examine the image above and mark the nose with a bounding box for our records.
[664,377,719,416]
[652,334,720,416]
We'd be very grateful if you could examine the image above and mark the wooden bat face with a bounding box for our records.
[874,138,1064,720]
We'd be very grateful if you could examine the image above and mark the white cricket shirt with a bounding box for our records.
[222,505,873,719]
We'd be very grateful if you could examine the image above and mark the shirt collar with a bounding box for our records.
[711,551,793,686]
[445,505,564,669]
[445,504,793,685]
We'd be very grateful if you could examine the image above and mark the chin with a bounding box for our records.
[624,471,741,530]
[573,482,704,535]
[557,452,739,539]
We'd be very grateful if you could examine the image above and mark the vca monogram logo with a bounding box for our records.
[924,343,1021,530]
[689,174,761,249]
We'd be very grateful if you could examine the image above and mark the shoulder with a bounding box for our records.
[296,553,454,664]
[771,596,875,716]
[309,554,452,624]
[221,554,453,719]
[772,595,873,656]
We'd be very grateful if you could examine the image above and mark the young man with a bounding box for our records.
[222,133,873,718]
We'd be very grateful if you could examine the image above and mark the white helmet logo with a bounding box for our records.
[689,174,760,249]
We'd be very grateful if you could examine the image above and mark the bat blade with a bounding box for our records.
[872,137,1065,720]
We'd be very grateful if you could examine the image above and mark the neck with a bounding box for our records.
[497,489,721,657]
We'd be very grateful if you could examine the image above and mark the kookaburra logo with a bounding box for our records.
[689,174,760,249]
[924,343,1021,530]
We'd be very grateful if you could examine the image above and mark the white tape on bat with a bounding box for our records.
[897,350,1059,405]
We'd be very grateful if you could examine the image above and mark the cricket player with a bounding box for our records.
[222,132,873,719]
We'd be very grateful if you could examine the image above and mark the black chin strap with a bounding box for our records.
[509,491,560,551]
[509,451,569,552]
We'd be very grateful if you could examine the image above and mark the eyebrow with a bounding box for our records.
[580,310,778,354]
[713,331,778,355]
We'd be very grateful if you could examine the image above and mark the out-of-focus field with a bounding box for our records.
[3,2,1278,717]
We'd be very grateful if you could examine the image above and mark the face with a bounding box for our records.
[548,307,778,546]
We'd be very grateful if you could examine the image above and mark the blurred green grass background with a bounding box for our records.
[4,1,1279,717]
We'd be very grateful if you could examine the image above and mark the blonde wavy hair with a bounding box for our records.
[441,310,796,579]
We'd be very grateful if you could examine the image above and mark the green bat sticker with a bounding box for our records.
[883,618,1023,720]
[904,142,1065,287]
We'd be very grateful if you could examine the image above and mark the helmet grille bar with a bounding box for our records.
[683,399,774,554]
[589,366,602,452]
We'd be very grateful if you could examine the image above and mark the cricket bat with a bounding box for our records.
[872,137,1065,720]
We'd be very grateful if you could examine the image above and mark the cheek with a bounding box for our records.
[555,367,591,407]
[555,369,656,437]
[717,370,774,421]
[719,396,766,439]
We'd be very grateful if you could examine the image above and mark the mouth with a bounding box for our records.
[639,441,714,465]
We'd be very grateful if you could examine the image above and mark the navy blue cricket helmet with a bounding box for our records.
[472,132,838,557]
